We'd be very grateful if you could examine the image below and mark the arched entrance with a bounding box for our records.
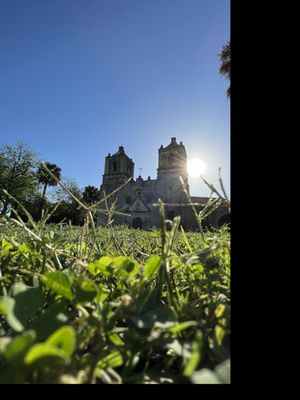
[218,214,231,229]
[202,217,211,231]
[132,217,143,229]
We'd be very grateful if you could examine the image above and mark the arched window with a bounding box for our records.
[146,195,152,203]
[168,153,176,166]
[112,161,118,172]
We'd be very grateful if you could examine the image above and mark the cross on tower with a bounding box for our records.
[138,167,143,176]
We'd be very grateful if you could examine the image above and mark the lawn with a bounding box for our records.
[0,212,230,384]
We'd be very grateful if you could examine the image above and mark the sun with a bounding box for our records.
[187,158,207,178]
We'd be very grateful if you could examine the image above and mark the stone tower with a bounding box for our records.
[156,137,189,203]
[101,146,134,194]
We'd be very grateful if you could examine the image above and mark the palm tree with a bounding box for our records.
[37,162,62,200]
[219,40,231,97]
[82,185,100,205]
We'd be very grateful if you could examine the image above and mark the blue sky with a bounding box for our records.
[0,0,230,197]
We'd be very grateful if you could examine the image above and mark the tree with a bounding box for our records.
[49,177,84,225]
[0,142,38,216]
[52,177,81,203]
[219,40,231,97]
[82,185,100,205]
[37,162,62,200]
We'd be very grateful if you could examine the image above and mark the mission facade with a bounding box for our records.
[97,137,229,230]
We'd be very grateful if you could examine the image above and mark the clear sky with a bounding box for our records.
[0,0,230,197]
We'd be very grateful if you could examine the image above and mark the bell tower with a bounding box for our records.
[101,146,134,194]
[157,137,188,180]
[156,137,190,201]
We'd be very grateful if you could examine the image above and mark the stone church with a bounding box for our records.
[97,137,230,231]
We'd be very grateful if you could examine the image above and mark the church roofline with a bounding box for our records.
[106,146,134,164]
[190,196,222,203]
[160,137,185,150]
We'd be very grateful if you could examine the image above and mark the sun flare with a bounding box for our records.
[187,158,207,178]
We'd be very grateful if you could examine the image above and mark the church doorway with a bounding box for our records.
[132,217,143,229]
[218,214,231,229]
[167,210,175,220]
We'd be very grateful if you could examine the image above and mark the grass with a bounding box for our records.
[0,170,230,384]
